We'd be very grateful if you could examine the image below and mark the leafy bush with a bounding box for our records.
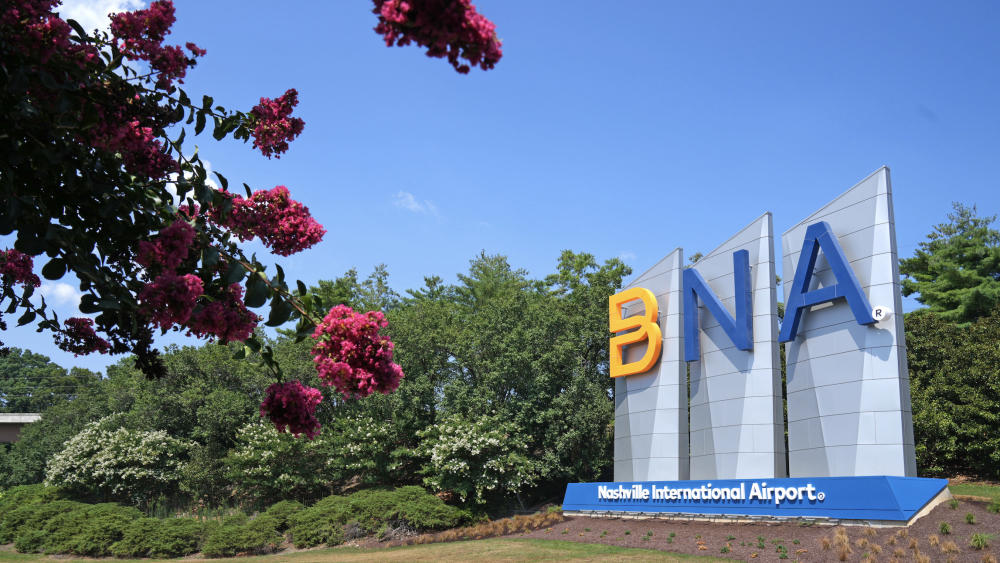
[13,530,47,554]
[417,414,537,504]
[44,415,192,504]
[288,495,351,548]
[39,503,142,556]
[201,515,282,558]
[0,499,84,544]
[266,500,304,532]
[111,517,204,558]
[347,486,471,533]
[971,534,994,550]
[226,423,331,508]
[988,499,1000,514]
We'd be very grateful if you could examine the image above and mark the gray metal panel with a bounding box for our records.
[782,167,916,477]
[614,248,689,481]
[688,213,786,479]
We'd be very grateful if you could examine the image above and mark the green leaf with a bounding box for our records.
[231,347,247,360]
[265,298,295,327]
[16,311,35,327]
[202,246,220,268]
[202,95,214,110]
[213,171,229,190]
[41,258,66,280]
[65,18,87,38]
[79,295,100,314]
[297,280,307,296]
[244,275,269,308]
[221,261,247,285]
[97,299,121,310]
[243,183,252,198]
[195,111,206,135]
[14,232,46,256]
[245,336,262,353]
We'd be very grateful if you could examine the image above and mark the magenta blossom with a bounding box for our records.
[137,273,203,329]
[311,305,404,399]
[136,220,196,272]
[260,380,323,439]
[0,249,40,288]
[55,318,111,356]
[373,0,502,74]
[186,283,259,344]
[209,186,325,257]
[109,0,205,90]
[250,89,305,159]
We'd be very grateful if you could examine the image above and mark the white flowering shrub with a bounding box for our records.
[417,414,537,504]
[323,415,409,485]
[225,422,332,507]
[45,415,191,503]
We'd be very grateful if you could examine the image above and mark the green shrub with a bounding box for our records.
[971,533,994,550]
[547,505,562,514]
[965,511,977,525]
[201,516,282,559]
[988,499,1000,514]
[940,521,952,535]
[221,512,249,526]
[265,500,304,532]
[346,486,471,533]
[111,517,203,558]
[41,503,141,556]
[13,530,47,554]
[0,499,84,543]
[288,496,351,548]
[111,518,164,558]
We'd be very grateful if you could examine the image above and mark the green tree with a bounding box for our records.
[0,349,99,413]
[906,306,1000,477]
[901,203,1000,325]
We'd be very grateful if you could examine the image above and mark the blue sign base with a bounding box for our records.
[563,477,948,523]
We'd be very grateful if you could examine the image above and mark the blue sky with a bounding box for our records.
[7,0,999,373]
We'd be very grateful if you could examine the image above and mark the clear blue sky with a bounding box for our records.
[7,0,999,374]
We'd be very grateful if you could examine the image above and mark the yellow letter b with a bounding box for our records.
[609,287,662,378]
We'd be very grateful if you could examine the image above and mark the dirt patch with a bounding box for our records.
[377,499,999,563]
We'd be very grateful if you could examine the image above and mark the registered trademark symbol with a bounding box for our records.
[817,492,825,501]
[871,306,892,322]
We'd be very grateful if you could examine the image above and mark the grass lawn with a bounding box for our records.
[949,483,1000,501]
[0,539,726,563]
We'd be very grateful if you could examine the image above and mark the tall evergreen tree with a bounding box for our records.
[900,203,1000,325]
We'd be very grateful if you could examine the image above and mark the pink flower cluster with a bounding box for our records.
[136,221,260,342]
[373,0,502,74]
[250,89,305,159]
[136,220,196,272]
[138,272,203,329]
[55,318,111,356]
[209,186,325,257]
[0,249,40,289]
[260,380,323,439]
[2,0,99,66]
[311,305,405,399]
[186,283,259,344]
[109,0,206,90]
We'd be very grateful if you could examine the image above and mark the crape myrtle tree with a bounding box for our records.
[0,0,502,436]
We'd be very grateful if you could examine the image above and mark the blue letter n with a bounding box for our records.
[779,221,874,343]
[684,250,753,362]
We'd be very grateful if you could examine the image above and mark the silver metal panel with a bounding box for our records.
[614,248,689,481]
[782,167,916,477]
[689,213,786,479]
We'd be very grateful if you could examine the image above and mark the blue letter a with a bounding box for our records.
[779,221,874,343]
[684,250,753,362]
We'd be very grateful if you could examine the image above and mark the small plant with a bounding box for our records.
[758,535,767,542]
[983,554,997,563]
[839,547,850,561]
[949,498,960,510]
[916,554,931,563]
[773,539,786,545]
[929,535,940,547]
[647,531,653,537]
[858,538,870,548]
[966,512,978,524]
[942,540,960,554]
[940,522,952,535]
[894,548,906,558]
[822,537,832,551]
[909,538,918,549]
[794,539,801,545]
[742,542,747,547]
[946,557,957,563]
[560,530,568,535]
[988,499,1000,515]
[695,534,701,539]
[625,530,631,535]
[865,527,878,537]
[666,537,673,544]
[584,528,591,532]
[721,546,731,553]
[727,534,736,541]
[888,536,897,546]
[897,529,909,538]
[751,553,758,558]
[872,545,883,555]
[971,533,994,550]
[669,532,676,538]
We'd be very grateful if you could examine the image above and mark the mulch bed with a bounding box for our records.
[375,498,998,563]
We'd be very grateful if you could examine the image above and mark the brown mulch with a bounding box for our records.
[375,499,999,563]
